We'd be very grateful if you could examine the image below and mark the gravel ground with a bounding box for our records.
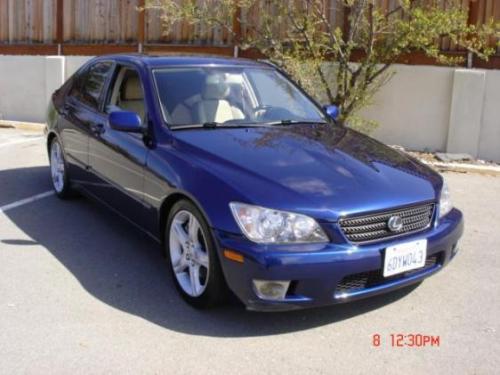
[0,129,499,374]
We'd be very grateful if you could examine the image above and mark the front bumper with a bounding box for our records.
[215,208,463,311]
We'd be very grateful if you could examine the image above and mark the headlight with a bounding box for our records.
[229,202,328,244]
[439,180,453,218]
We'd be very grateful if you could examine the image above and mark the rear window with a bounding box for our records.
[70,62,114,110]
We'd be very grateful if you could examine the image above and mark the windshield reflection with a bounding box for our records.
[153,67,326,127]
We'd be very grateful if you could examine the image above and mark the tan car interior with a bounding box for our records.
[171,74,244,125]
[108,68,145,121]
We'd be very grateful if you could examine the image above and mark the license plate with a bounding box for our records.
[383,239,427,277]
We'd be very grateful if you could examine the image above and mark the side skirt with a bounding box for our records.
[75,183,162,244]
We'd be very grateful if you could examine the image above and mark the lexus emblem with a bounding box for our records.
[387,215,403,232]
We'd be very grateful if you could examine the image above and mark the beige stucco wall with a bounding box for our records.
[64,56,92,79]
[362,64,455,152]
[353,64,500,162]
[478,70,500,162]
[0,55,90,123]
[0,56,47,123]
[0,56,498,162]
[361,65,500,161]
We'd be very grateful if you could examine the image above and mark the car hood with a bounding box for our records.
[172,124,442,222]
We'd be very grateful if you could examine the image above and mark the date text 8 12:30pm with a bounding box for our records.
[372,334,441,348]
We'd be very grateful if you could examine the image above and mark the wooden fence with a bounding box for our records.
[0,0,499,68]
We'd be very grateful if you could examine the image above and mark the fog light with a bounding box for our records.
[252,280,290,301]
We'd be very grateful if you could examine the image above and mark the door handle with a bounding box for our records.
[91,123,105,136]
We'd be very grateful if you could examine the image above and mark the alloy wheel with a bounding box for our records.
[50,141,66,193]
[169,210,210,297]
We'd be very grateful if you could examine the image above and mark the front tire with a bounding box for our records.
[165,200,227,308]
[49,138,74,199]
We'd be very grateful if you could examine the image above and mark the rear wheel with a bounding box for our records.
[49,138,75,199]
[165,200,227,308]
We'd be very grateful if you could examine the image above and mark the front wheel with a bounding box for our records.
[49,138,75,199]
[165,200,227,308]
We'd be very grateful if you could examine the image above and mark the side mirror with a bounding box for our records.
[323,104,340,121]
[108,111,142,133]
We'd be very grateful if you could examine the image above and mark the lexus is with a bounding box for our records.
[46,54,463,311]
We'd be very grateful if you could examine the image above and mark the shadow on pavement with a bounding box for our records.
[2,166,419,337]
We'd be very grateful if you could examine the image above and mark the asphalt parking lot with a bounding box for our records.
[0,128,499,374]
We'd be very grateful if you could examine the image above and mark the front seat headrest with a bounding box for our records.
[202,74,230,100]
[122,76,143,101]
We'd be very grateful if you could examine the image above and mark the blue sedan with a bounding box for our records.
[46,54,463,311]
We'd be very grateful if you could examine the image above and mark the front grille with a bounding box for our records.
[336,253,441,295]
[339,203,435,243]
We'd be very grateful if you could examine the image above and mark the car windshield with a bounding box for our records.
[152,66,326,128]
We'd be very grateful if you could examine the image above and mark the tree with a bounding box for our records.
[144,0,498,132]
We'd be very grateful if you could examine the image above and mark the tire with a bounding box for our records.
[165,199,227,308]
[49,138,75,199]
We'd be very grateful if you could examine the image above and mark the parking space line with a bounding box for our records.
[0,137,43,149]
[0,191,54,214]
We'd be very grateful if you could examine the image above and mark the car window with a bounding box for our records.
[246,69,314,118]
[105,67,146,122]
[153,67,325,127]
[69,62,113,110]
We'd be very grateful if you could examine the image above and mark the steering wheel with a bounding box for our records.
[254,106,296,122]
[253,105,273,120]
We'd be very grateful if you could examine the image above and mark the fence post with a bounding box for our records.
[467,0,480,68]
[343,2,350,42]
[56,0,64,55]
[232,2,242,58]
[138,0,146,53]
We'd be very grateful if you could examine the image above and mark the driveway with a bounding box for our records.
[0,129,498,374]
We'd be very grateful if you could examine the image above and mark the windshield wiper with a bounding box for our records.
[172,122,256,130]
[202,122,257,129]
[202,121,271,128]
[202,122,220,128]
[174,120,326,130]
[201,121,270,129]
[264,119,328,126]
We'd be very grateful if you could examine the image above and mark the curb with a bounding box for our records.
[421,160,500,176]
[0,120,46,133]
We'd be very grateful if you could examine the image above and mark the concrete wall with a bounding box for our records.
[0,56,48,123]
[0,56,499,162]
[478,70,500,161]
[0,55,91,123]
[362,64,500,162]
[64,56,92,79]
[362,65,455,152]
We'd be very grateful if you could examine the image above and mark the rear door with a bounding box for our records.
[58,61,114,185]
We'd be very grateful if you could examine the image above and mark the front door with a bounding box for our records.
[87,65,151,232]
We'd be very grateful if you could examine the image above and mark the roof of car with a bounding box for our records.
[97,53,269,68]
